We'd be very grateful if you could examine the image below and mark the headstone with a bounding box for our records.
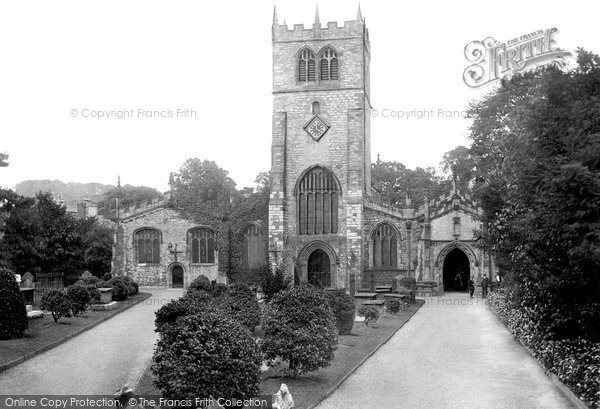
[81,270,93,280]
[272,384,294,409]
[21,278,35,289]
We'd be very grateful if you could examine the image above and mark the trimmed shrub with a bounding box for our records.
[325,289,355,335]
[108,278,128,301]
[386,298,402,314]
[217,283,260,332]
[188,275,212,293]
[155,290,213,333]
[40,290,71,323]
[398,276,417,290]
[262,284,338,376]
[66,284,91,315]
[211,282,228,298]
[82,276,99,286]
[258,262,291,301]
[0,267,28,339]
[86,286,101,305]
[122,276,138,296]
[95,280,111,289]
[101,273,112,281]
[358,305,380,326]
[152,310,262,402]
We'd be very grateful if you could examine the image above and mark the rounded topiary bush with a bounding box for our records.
[212,282,228,298]
[188,275,212,293]
[40,289,71,323]
[95,280,111,289]
[325,289,356,335]
[262,284,338,376]
[155,290,213,333]
[122,276,138,296]
[86,286,101,304]
[358,305,380,326]
[0,267,28,339]
[108,278,128,301]
[152,310,262,402]
[66,284,91,315]
[218,283,260,331]
[386,298,402,314]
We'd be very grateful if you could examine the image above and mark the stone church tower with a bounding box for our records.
[269,7,371,289]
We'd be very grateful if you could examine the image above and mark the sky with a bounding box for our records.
[1,0,599,193]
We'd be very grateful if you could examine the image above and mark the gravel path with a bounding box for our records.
[0,287,181,394]
[315,292,577,409]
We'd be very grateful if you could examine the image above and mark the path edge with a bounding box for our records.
[0,292,152,374]
[486,303,590,409]
[307,300,424,409]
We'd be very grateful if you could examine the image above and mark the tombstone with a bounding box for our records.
[22,272,34,282]
[272,384,294,409]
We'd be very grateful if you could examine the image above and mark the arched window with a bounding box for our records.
[241,224,266,269]
[297,167,340,235]
[298,49,316,82]
[189,228,216,264]
[372,223,398,268]
[319,48,339,81]
[135,228,161,264]
[312,101,321,115]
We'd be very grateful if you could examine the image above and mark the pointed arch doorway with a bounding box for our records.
[171,264,184,288]
[308,249,331,288]
[442,248,470,292]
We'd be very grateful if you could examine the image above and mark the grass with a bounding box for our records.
[136,300,424,409]
[0,292,152,370]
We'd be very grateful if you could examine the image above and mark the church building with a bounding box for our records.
[268,8,496,293]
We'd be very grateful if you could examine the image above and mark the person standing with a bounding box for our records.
[482,274,490,298]
[468,276,475,298]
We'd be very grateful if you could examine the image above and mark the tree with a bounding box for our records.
[441,145,474,191]
[0,152,9,167]
[101,184,163,216]
[0,266,28,339]
[467,49,600,340]
[77,218,114,277]
[262,285,338,376]
[40,290,71,323]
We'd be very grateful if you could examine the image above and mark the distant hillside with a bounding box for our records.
[15,180,114,203]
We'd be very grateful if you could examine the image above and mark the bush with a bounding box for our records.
[188,275,212,293]
[0,267,28,339]
[386,298,402,314]
[262,284,337,376]
[217,283,260,332]
[259,263,291,301]
[398,276,417,290]
[212,282,228,298]
[66,284,91,315]
[40,290,71,323]
[152,311,262,402]
[101,273,112,281]
[121,276,138,296]
[325,289,355,335]
[488,289,600,408]
[358,305,380,326]
[155,290,213,333]
[82,276,99,286]
[86,286,101,304]
[95,280,111,289]
[108,278,128,301]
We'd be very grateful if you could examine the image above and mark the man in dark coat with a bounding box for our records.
[468,276,475,298]
[482,274,490,298]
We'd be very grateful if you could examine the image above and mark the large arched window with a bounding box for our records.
[135,228,161,264]
[319,48,339,81]
[297,166,340,235]
[298,49,316,82]
[189,228,216,264]
[371,223,398,268]
[241,224,266,269]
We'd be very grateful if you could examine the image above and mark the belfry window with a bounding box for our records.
[298,49,316,82]
[297,166,340,235]
[319,48,339,80]
[372,223,398,267]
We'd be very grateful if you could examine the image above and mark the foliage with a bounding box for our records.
[217,283,260,332]
[94,280,111,289]
[441,145,474,191]
[121,276,139,296]
[40,290,71,323]
[258,262,291,301]
[398,276,417,291]
[152,310,262,402]
[65,284,90,315]
[488,289,600,408]
[86,286,101,304]
[212,282,228,297]
[100,184,163,216]
[261,284,338,376]
[0,266,28,339]
[188,275,212,293]
[108,277,129,301]
[101,273,112,281]
[386,298,403,314]
[154,291,213,334]
[358,305,380,326]
[467,50,600,340]
[324,289,356,335]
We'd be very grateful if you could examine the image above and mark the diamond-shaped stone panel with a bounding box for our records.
[304,115,330,142]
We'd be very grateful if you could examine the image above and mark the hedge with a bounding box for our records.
[0,267,28,339]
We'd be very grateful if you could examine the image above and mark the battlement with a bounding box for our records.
[118,198,169,221]
[273,20,367,42]
[414,187,482,220]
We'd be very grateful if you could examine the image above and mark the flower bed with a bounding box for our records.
[487,289,600,408]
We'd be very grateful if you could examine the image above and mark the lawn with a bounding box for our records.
[136,300,424,409]
[0,292,152,371]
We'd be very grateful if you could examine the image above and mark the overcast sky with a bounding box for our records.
[1,0,598,193]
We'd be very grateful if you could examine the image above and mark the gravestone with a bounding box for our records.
[22,272,34,282]
[272,384,294,409]
[81,270,93,280]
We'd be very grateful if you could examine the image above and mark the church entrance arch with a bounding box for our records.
[170,264,184,288]
[442,248,470,292]
[297,241,338,289]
